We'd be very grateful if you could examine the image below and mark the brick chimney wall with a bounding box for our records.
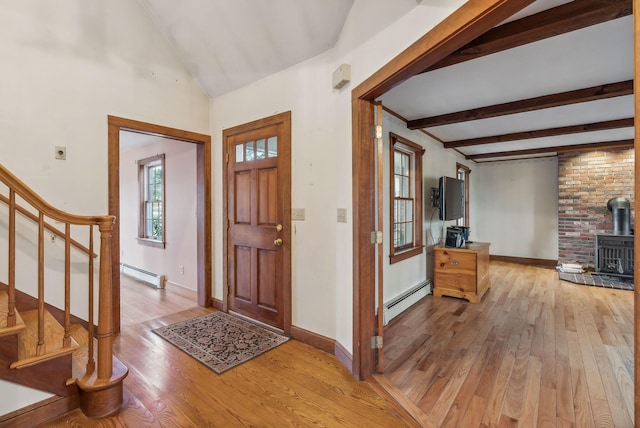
[558,148,635,267]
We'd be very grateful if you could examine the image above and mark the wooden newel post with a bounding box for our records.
[96,217,115,380]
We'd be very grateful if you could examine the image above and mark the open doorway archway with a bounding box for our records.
[352,1,639,423]
[108,116,212,332]
[351,0,541,381]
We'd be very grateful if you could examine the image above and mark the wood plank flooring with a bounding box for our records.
[383,261,635,427]
[119,275,197,327]
[40,277,404,427]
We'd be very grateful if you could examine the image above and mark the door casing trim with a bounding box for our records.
[351,0,544,380]
[108,115,212,332]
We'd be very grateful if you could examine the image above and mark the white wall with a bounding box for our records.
[0,1,209,315]
[0,1,209,209]
[382,112,470,304]
[120,136,198,292]
[210,1,466,354]
[473,158,559,260]
[0,0,560,359]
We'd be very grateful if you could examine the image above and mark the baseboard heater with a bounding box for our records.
[383,280,432,326]
[120,263,166,289]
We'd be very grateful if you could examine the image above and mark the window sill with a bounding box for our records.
[137,238,166,249]
[389,246,424,264]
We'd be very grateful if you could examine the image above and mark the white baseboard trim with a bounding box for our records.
[383,280,431,326]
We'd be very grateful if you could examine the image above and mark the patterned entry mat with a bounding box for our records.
[153,311,289,374]
[558,272,634,291]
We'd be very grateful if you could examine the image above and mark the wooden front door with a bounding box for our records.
[224,112,291,331]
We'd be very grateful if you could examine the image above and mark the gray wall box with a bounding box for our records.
[332,64,351,89]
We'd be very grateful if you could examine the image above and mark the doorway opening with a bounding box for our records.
[352,1,638,424]
[108,116,212,332]
[118,130,199,326]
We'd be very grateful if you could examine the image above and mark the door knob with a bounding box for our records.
[274,238,283,246]
[275,224,283,232]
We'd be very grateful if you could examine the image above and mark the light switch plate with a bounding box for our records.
[337,208,347,223]
[292,208,305,221]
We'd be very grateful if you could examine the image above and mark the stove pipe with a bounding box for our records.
[607,197,631,235]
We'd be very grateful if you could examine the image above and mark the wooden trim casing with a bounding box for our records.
[634,1,639,426]
[108,116,212,332]
[351,0,538,381]
[197,140,212,308]
[490,255,558,267]
[444,118,635,148]
[467,139,635,160]
[389,133,425,265]
[334,340,353,374]
[290,326,335,355]
[221,111,292,335]
[421,0,633,73]
[352,0,537,101]
[456,163,471,227]
[407,80,634,129]
[352,98,376,379]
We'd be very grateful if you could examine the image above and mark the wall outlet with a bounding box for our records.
[180,265,184,275]
[292,208,305,221]
[337,208,347,223]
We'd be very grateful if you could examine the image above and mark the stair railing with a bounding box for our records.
[0,163,118,389]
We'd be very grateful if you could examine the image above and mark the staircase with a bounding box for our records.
[0,164,127,426]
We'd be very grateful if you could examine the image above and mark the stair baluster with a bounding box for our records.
[37,212,45,356]
[63,223,71,348]
[86,225,95,375]
[7,189,16,327]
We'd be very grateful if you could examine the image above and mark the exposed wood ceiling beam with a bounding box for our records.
[466,139,634,160]
[421,0,632,73]
[444,118,634,148]
[407,80,633,129]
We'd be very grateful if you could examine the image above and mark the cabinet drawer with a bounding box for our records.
[434,271,476,293]
[434,250,476,275]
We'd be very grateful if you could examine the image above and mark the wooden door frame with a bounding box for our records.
[108,115,212,332]
[352,0,540,380]
[354,1,639,421]
[222,111,292,334]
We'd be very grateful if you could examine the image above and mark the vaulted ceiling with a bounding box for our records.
[137,0,356,98]
[138,0,634,162]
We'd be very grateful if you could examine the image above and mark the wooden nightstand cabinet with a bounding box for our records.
[433,242,490,303]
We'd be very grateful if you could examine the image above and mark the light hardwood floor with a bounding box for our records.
[119,275,197,327]
[40,277,405,427]
[383,261,634,427]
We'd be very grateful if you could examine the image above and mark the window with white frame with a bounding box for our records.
[138,154,165,248]
[456,163,471,227]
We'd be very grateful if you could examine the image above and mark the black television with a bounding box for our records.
[438,176,464,221]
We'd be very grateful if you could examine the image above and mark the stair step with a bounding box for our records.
[11,309,79,369]
[0,290,26,338]
[0,379,56,417]
[69,324,92,381]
